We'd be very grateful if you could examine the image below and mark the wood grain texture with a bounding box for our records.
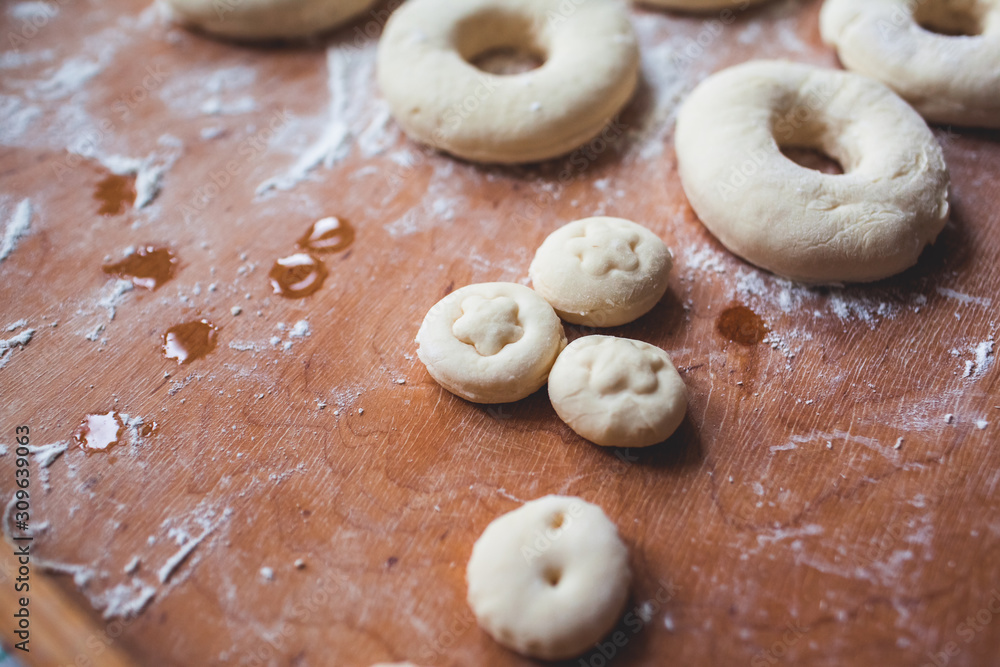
[1,0,999,665]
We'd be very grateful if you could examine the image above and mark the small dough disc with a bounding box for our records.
[466,495,630,660]
[529,217,673,327]
[416,282,566,404]
[675,60,950,283]
[163,0,378,40]
[376,0,639,163]
[548,336,687,448]
[820,0,1000,128]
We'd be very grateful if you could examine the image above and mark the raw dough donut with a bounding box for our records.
[529,217,673,327]
[821,0,1000,128]
[548,336,687,448]
[416,282,566,404]
[162,0,377,40]
[376,0,639,163]
[466,495,630,660]
[637,0,771,12]
[675,60,950,284]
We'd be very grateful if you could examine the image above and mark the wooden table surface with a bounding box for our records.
[1,0,999,665]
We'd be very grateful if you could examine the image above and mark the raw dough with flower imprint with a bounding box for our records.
[529,217,673,327]
[548,336,687,448]
[416,283,566,403]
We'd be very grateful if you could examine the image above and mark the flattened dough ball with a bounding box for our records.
[821,0,1000,128]
[549,336,687,448]
[163,0,378,40]
[416,283,566,404]
[529,217,673,327]
[675,60,950,284]
[466,495,630,660]
[376,0,639,163]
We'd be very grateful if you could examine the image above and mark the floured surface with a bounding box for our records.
[0,0,998,665]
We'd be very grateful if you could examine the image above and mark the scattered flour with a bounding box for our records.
[0,198,32,263]
[0,321,35,369]
[256,45,373,195]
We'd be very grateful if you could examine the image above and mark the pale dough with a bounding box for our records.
[416,282,566,404]
[162,0,377,40]
[821,0,1000,128]
[675,60,951,283]
[466,495,630,660]
[376,0,639,163]
[638,0,771,11]
[529,217,673,327]
[548,336,687,448]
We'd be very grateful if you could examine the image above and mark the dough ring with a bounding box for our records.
[376,0,639,163]
[548,336,687,448]
[821,0,1000,128]
[637,0,771,12]
[675,60,950,283]
[416,282,566,404]
[466,495,630,660]
[163,0,378,40]
[529,217,673,327]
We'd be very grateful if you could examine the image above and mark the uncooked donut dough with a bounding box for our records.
[675,60,950,283]
[821,0,1000,128]
[548,336,687,448]
[416,282,566,404]
[638,0,771,11]
[466,495,630,660]
[376,0,639,163]
[529,217,673,327]
[162,0,377,40]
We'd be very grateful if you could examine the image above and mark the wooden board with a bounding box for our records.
[1,0,999,665]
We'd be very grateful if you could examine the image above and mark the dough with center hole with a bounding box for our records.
[466,495,630,660]
[162,0,378,40]
[376,0,639,163]
[416,282,566,403]
[675,60,950,283]
[820,0,1000,128]
[548,336,687,448]
[529,217,673,327]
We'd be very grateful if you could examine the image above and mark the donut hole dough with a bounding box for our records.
[455,9,548,75]
[162,0,378,40]
[529,217,673,327]
[675,60,951,284]
[466,495,630,660]
[548,336,687,448]
[376,0,640,164]
[820,0,1000,128]
[416,282,566,404]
